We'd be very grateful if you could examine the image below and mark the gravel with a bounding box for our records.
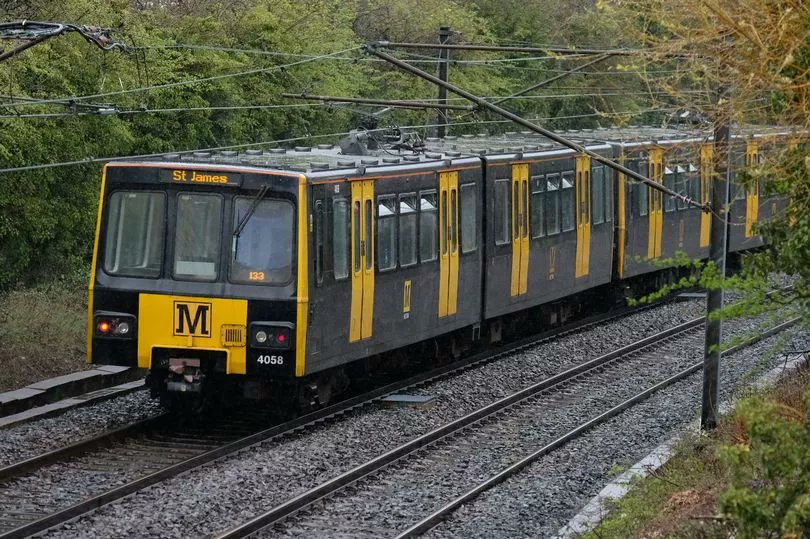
[39,299,706,538]
[425,328,808,539]
[0,391,162,467]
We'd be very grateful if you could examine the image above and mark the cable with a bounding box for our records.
[0,102,336,119]
[0,46,362,109]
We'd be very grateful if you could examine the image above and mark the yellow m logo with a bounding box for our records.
[173,301,212,337]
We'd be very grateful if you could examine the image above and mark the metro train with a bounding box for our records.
[87,125,798,411]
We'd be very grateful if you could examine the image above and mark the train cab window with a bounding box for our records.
[592,166,605,225]
[561,171,575,232]
[103,191,165,278]
[419,191,438,262]
[545,173,560,235]
[664,167,676,212]
[333,198,349,280]
[675,166,688,210]
[399,193,418,266]
[460,183,477,253]
[494,179,511,245]
[377,196,397,271]
[530,175,544,239]
[230,197,294,285]
[175,193,222,281]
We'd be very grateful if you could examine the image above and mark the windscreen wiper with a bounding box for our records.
[233,184,269,238]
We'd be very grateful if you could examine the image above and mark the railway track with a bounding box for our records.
[214,317,798,539]
[0,302,665,539]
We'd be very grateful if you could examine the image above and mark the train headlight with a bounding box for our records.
[93,312,136,340]
[250,322,293,350]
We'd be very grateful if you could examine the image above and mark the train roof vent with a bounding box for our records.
[267,148,286,154]
[163,153,180,161]
[426,137,440,142]
[220,150,237,157]
[489,147,505,153]
[445,151,461,157]
[245,149,262,156]
[471,148,487,155]
[540,143,555,149]
[525,145,539,151]
[445,135,458,140]
[337,159,356,167]
[361,157,378,165]
[477,132,488,138]
[505,131,518,137]
[294,146,312,152]
[310,162,330,170]
[382,157,401,164]
[424,152,442,159]
[402,155,421,162]
[317,144,333,149]
[192,152,211,161]
[461,134,475,139]
[508,146,523,152]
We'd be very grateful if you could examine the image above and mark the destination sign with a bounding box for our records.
[160,168,242,187]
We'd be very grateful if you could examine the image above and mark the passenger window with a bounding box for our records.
[315,199,324,284]
[664,168,676,212]
[688,164,700,202]
[399,193,417,267]
[441,190,448,255]
[333,198,349,280]
[460,183,477,253]
[365,200,373,270]
[451,189,458,252]
[377,196,397,271]
[676,166,688,210]
[494,179,511,245]
[530,175,544,238]
[592,167,605,225]
[353,201,361,272]
[603,167,612,223]
[419,191,438,262]
[545,173,560,235]
[561,171,575,232]
[638,161,648,216]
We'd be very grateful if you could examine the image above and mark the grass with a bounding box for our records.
[585,361,810,539]
[0,270,89,392]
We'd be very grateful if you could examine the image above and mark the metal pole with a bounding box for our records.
[364,43,707,210]
[435,27,452,138]
[701,98,731,430]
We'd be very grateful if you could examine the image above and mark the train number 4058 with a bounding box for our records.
[257,355,284,365]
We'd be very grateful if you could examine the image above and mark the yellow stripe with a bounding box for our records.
[617,153,626,278]
[509,166,521,297]
[349,182,363,342]
[700,145,712,248]
[295,176,309,376]
[87,167,109,363]
[575,155,591,278]
[518,165,529,294]
[448,171,460,314]
[646,149,664,259]
[439,172,450,315]
[745,140,759,238]
[361,180,375,339]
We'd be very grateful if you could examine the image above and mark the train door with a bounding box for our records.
[439,171,460,317]
[510,163,529,296]
[575,155,591,278]
[646,148,664,259]
[700,144,713,248]
[350,180,374,342]
[745,140,759,238]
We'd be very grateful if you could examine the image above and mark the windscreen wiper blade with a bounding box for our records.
[233,185,269,238]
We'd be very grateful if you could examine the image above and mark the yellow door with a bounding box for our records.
[439,171,460,317]
[350,180,375,342]
[509,164,529,296]
[700,144,712,248]
[646,149,664,259]
[575,155,591,278]
[745,140,759,238]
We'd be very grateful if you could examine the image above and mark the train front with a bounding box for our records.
[87,161,307,409]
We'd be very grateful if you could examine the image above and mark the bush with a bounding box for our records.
[719,370,810,538]
[0,269,89,392]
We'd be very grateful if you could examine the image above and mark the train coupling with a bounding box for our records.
[165,358,204,393]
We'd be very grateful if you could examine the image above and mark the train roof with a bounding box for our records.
[117,124,800,176]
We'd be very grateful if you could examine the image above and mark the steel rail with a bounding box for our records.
[396,317,800,537]
[214,318,706,539]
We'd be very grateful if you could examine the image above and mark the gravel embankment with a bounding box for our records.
[426,328,807,539]
[0,391,162,467]
[37,300,713,538]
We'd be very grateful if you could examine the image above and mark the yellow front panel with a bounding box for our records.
[700,145,713,248]
[448,171,460,314]
[138,294,247,373]
[361,180,375,339]
[575,155,591,278]
[518,166,530,294]
[438,172,450,317]
[349,182,363,342]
